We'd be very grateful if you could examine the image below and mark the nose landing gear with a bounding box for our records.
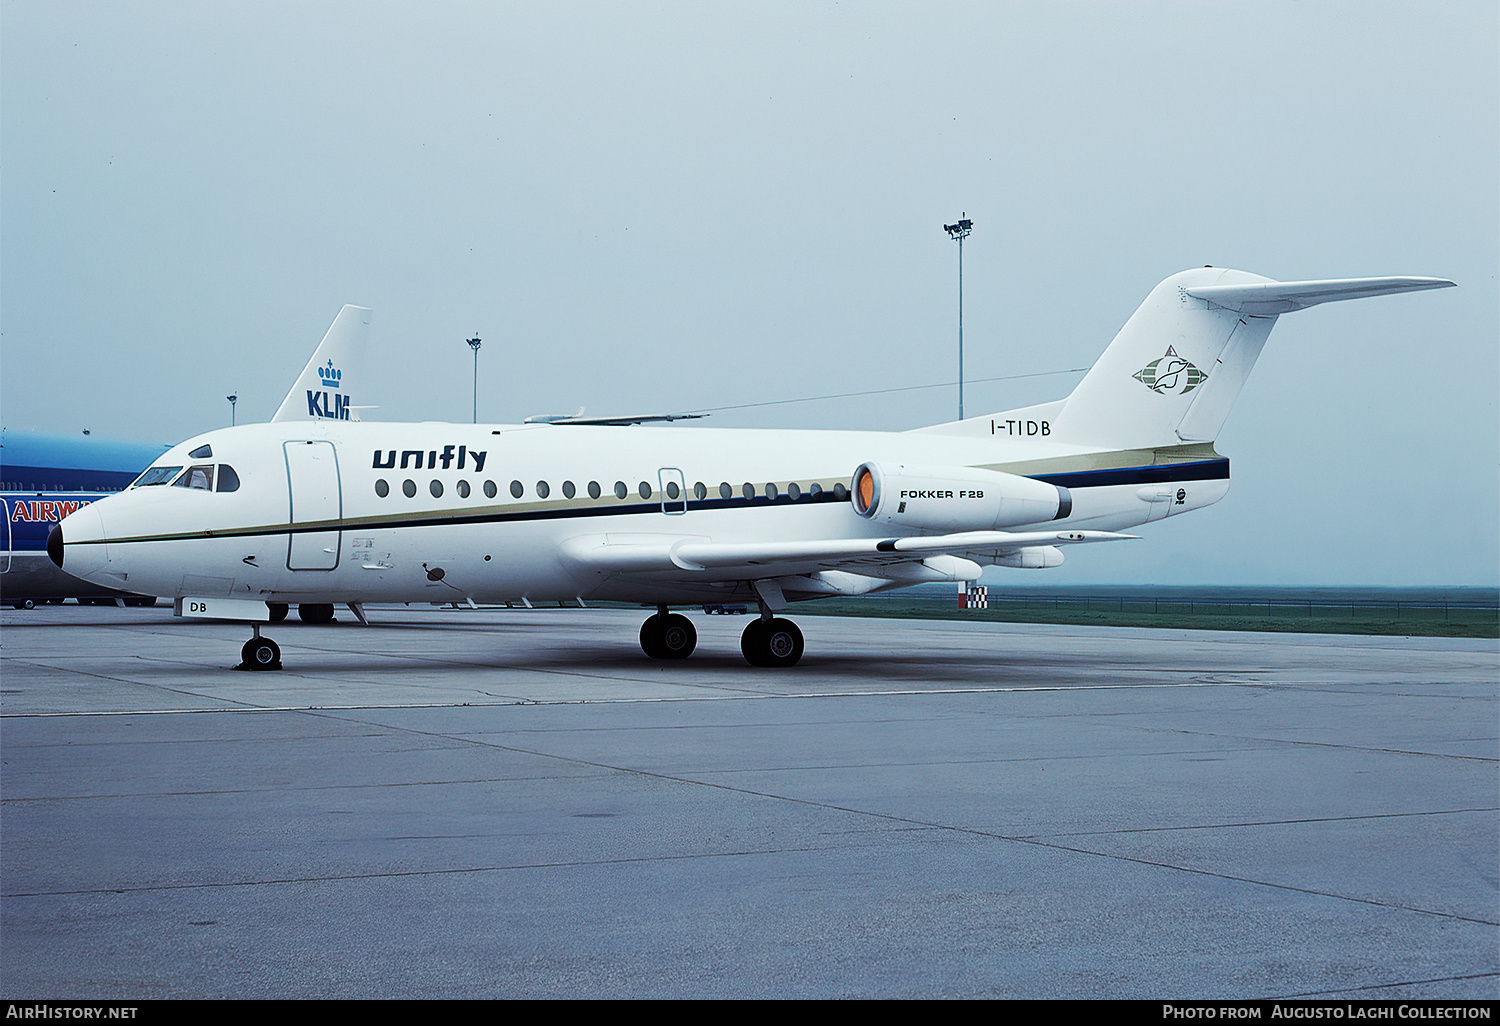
[238,626,282,671]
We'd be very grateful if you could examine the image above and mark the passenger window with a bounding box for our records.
[742,482,755,500]
[588,481,601,499]
[174,465,214,491]
[614,481,628,500]
[765,482,778,500]
[694,482,707,501]
[638,481,651,499]
[430,480,444,498]
[483,480,497,499]
[666,482,681,500]
[833,482,848,500]
[375,479,389,498]
[510,480,524,499]
[403,480,417,498]
[787,482,800,500]
[217,465,241,493]
[809,483,823,496]
[720,482,733,500]
[562,481,576,499]
[536,481,550,499]
[457,480,470,498]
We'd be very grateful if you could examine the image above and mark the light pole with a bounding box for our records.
[227,394,238,427]
[467,336,482,424]
[943,214,973,421]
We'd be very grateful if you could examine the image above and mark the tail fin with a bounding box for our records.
[1051,267,1276,447]
[270,305,372,423]
[921,268,1453,447]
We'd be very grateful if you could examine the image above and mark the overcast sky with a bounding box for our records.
[3,1,1495,586]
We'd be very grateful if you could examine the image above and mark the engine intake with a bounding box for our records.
[850,462,1069,531]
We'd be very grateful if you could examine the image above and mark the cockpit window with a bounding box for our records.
[216,464,240,493]
[173,465,215,491]
[134,465,183,487]
[189,444,213,459]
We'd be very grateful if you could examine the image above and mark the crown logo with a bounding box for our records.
[318,360,342,389]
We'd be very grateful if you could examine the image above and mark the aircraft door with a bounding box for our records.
[1,500,10,573]
[658,468,686,515]
[285,441,341,570]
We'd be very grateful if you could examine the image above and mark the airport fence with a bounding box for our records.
[953,595,1495,624]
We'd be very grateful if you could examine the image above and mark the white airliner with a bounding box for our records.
[50,267,1453,669]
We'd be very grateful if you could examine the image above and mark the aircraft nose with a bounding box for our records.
[53,504,110,581]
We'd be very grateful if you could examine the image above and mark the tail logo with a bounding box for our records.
[1133,347,1208,395]
[307,360,350,418]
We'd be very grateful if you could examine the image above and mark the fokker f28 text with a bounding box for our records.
[50,267,1453,668]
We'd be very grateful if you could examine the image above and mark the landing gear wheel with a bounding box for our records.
[267,602,289,622]
[640,612,697,660]
[741,617,803,668]
[239,636,282,671]
[298,603,335,624]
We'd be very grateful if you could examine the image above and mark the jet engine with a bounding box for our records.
[850,462,1070,532]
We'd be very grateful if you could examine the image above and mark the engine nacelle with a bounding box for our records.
[850,462,1070,531]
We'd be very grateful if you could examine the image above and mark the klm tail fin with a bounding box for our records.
[920,268,1453,447]
[270,305,372,423]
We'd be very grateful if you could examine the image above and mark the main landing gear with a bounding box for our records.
[741,616,803,668]
[265,602,339,624]
[640,608,697,659]
[298,603,336,624]
[638,606,805,668]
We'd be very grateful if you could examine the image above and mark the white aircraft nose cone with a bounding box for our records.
[54,504,111,582]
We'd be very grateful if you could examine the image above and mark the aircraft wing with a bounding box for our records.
[561,529,1135,579]
[525,413,709,426]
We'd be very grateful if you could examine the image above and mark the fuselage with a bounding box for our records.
[54,418,1229,606]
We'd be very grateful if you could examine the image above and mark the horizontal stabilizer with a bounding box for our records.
[1185,277,1454,316]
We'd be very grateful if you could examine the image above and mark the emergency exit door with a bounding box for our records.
[658,468,687,515]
